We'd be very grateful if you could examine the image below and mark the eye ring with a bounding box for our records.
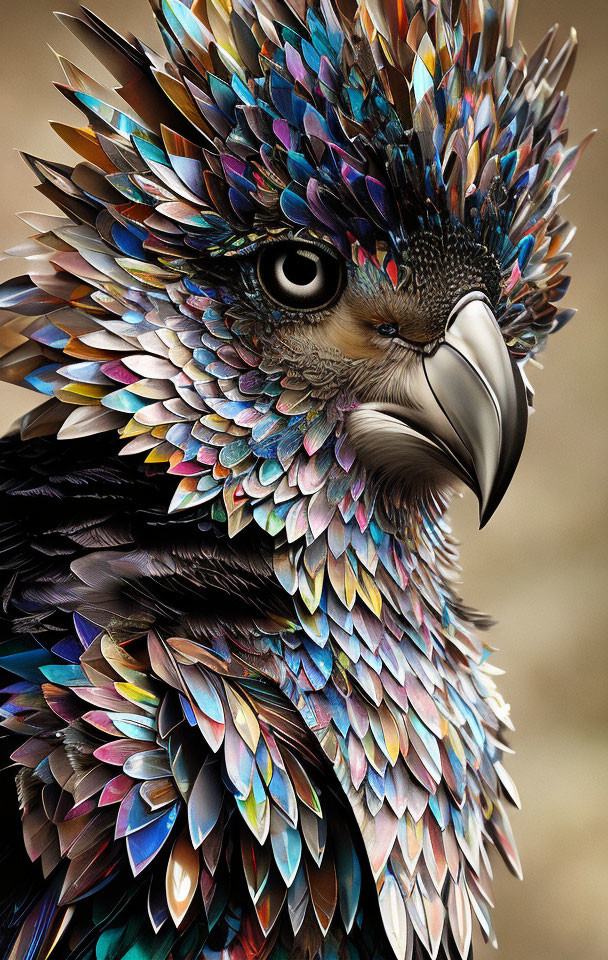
[256,240,345,312]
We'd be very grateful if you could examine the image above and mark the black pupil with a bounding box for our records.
[377,323,399,337]
[257,241,344,311]
[284,251,317,285]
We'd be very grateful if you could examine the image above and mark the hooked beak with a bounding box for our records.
[348,294,529,527]
[424,293,529,526]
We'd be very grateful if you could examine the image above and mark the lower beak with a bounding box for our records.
[351,296,529,528]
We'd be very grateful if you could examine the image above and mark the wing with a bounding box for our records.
[0,432,380,960]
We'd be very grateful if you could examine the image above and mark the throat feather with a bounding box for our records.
[260,482,518,956]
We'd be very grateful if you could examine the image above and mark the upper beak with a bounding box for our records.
[353,294,529,527]
[422,294,529,526]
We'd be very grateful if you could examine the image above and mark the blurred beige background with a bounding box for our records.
[0,1,606,958]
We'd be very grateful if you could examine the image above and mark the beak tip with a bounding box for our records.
[478,491,503,529]
[478,484,511,529]
[478,510,491,531]
[477,488,502,529]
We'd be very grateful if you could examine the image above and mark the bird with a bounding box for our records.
[0,1,588,959]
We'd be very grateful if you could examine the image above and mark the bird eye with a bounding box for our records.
[256,241,344,311]
[375,322,400,338]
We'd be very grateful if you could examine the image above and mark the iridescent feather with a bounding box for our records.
[0,2,586,960]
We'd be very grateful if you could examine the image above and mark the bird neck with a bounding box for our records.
[266,481,515,889]
[274,484,492,678]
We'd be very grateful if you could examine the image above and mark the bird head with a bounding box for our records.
[0,0,587,539]
[225,222,526,528]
